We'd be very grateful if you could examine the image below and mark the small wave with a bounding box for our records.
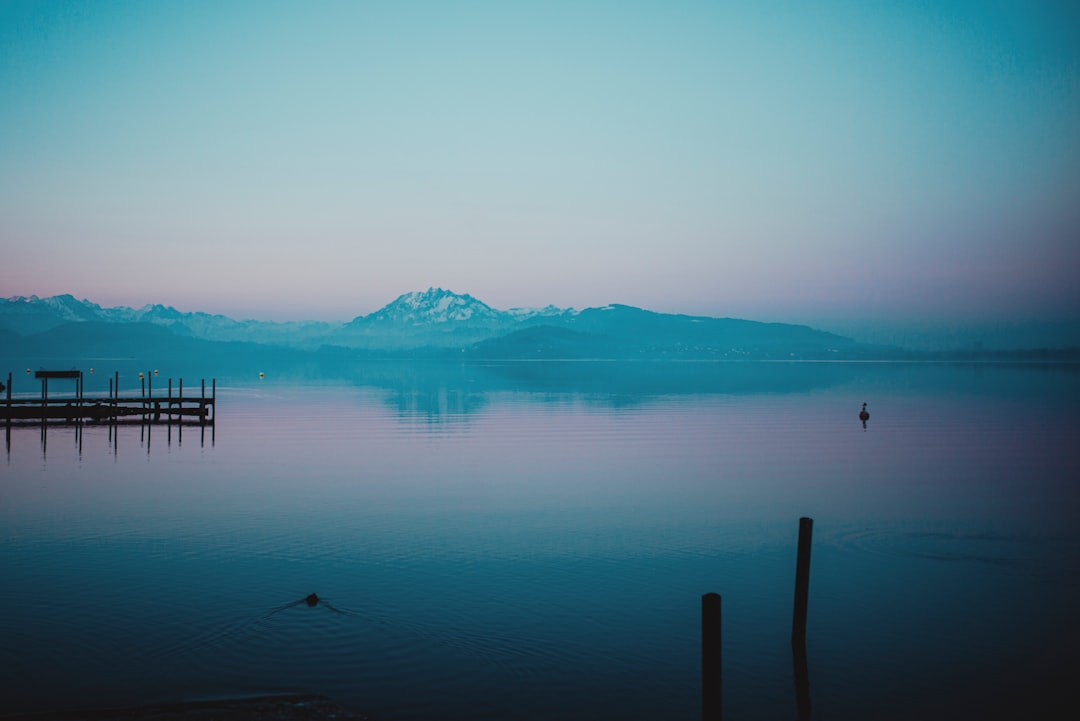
[824,524,1080,581]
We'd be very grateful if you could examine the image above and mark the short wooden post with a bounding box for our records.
[792,517,813,646]
[702,592,722,721]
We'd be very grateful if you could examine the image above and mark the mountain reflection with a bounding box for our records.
[343,359,857,420]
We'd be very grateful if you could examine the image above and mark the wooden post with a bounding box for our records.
[793,636,811,720]
[702,592,722,721]
[792,517,813,646]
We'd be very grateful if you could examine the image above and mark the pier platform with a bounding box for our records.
[1,370,215,424]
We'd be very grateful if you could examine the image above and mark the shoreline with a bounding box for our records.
[0,694,374,721]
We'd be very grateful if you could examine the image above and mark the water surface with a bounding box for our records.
[2,361,1078,720]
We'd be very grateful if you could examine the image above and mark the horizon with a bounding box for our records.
[2,2,1079,347]
[6,286,1079,351]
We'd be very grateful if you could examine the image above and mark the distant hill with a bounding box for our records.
[0,294,337,349]
[0,288,892,360]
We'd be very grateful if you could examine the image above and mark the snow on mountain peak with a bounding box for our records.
[366,287,502,325]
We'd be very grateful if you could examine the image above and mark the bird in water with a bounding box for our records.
[859,402,869,428]
[295,592,357,615]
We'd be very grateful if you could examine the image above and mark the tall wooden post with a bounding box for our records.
[702,592,722,721]
[793,637,811,720]
[792,517,813,646]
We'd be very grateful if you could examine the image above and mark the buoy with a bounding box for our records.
[859,403,869,422]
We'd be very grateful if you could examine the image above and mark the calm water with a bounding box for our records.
[2,361,1078,720]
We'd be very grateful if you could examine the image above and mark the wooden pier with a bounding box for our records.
[1,370,215,424]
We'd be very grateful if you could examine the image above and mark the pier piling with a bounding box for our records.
[792,517,813,647]
[702,592,722,721]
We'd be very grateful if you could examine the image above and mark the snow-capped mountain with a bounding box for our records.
[356,288,505,326]
[0,294,335,347]
[349,287,572,327]
[334,287,574,349]
[2,294,105,329]
[1,289,890,359]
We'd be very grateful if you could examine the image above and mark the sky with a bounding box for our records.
[1,0,1078,345]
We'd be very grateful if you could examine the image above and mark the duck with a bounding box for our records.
[305,593,320,607]
[859,403,869,422]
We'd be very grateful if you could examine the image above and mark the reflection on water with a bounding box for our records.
[1,361,1078,720]
[4,416,214,461]
[350,359,869,420]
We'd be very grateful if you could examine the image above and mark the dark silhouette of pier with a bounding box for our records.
[1,370,215,424]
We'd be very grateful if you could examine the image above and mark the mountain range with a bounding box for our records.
[1,288,883,362]
[7,288,1073,364]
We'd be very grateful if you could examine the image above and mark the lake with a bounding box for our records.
[2,360,1078,720]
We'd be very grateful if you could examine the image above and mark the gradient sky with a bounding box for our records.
[2,1,1078,341]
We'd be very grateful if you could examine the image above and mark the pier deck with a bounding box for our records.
[1,371,215,424]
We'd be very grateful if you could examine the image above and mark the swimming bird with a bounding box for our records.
[859,403,869,423]
[305,592,320,607]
